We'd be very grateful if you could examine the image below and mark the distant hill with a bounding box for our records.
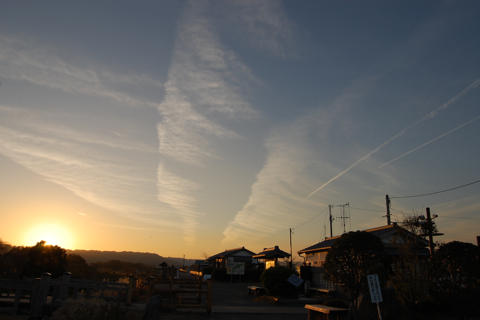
[66,249,198,268]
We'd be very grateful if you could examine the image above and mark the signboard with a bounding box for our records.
[367,274,383,303]
[265,260,276,269]
[287,274,304,287]
[226,262,245,275]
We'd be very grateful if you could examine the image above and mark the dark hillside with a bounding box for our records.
[66,250,197,267]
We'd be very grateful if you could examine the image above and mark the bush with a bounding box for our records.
[260,266,300,298]
[245,268,263,282]
[212,268,228,282]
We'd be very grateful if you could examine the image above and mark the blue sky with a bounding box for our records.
[1,0,479,258]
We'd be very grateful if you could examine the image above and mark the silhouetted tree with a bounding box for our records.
[2,245,29,279]
[23,241,67,278]
[66,254,97,279]
[429,241,480,320]
[323,231,388,320]
[390,215,432,318]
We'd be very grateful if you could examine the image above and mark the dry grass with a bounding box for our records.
[48,297,123,320]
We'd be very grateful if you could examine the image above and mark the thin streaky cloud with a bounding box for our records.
[157,1,258,166]
[301,78,480,204]
[0,35,161,109]
[380,115,480,168]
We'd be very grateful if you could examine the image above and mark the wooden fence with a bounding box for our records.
[146,278,212,314]
[0,272,136,318]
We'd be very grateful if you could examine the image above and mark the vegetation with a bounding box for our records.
[0,240,67,278]
[429,241,480,320]
[48,298,123,320]
[0,239,156,281]
[390,215,432,316]
[260,266,300,298]
[323,231,388,320]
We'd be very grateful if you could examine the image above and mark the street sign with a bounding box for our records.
[287,274,304,287]
[367,274,383,303]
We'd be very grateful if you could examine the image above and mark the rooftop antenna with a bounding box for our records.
[334,203,350,233]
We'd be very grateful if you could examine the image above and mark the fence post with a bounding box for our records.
[206,279,212,314]
[126,275,136,306]
[29,272,51,318]
[13,288,22,316]
[59,272,71,300]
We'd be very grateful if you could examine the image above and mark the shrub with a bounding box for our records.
[48,298,122,320]
[260,266,300,298]
[245,268,263,282]
[212,268,228,282]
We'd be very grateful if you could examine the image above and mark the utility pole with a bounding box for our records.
[426,208,434,257]
[328,205,334,238]
[289,228,293,268]
[385,195,391,225]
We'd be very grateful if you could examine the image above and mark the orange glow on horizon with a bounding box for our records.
[24,223,74,249]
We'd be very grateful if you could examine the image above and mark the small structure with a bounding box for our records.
[253,246,291,269]
[208,247,256,268]
[191,260,210,273]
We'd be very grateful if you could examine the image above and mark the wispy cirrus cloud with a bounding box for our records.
[222,0,300,59]
[0,35,162,108]
[157,2,259,166]
[156,1,271,243]
[0,104,179,229]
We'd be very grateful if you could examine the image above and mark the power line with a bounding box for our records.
[349,206,385,213]
[440,215,480,220]
[391,179,480,199]
[293,206,328,230]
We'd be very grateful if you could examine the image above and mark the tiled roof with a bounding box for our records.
[208,247,255,260]
[297,223,429,254]
[253,246,291,259]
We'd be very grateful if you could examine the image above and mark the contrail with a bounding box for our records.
[301,78,480,204]
[380,115,480,168]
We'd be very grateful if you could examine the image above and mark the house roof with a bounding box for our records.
[208,247,256,261]
[297,223,430,255]
[253,246,291,259]
[193,260,210,266]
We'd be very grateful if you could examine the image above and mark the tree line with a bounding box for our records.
[0,239,157,281]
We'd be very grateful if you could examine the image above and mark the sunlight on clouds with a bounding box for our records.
[0,104,178,230]
[157,163,200,244]
[222,116,328,247]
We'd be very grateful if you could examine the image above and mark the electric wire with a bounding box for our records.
[391,179,480,199]
[293,206,329,230]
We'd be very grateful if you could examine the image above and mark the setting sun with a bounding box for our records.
[25,224,73,249]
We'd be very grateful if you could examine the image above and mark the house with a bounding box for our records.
[297,223,431,291]
[298,223,430,267]
[208,247,257,268]
[253,246,291,269]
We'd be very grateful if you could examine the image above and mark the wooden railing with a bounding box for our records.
[146,278,212,314]
[0,273,136,318]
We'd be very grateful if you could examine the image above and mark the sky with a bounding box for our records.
[1,0,480,260]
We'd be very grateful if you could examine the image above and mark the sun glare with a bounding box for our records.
[25,224,73,249]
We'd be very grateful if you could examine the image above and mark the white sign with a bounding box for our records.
[367,274,383,303]
[227,262,245,275]
[287,274,304,287]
